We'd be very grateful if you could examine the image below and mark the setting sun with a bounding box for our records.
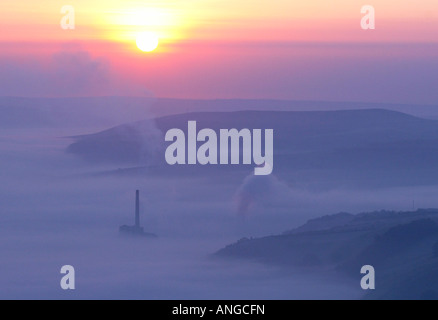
[136,31,159,52]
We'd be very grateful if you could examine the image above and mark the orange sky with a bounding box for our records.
[1,0,437,44]
[0,1,437,102]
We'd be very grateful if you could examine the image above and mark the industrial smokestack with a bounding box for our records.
[119,189,156,237]
[135,190,140,228]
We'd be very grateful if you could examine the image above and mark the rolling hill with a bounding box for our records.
[66,109,438,189]
[216,209,438,300]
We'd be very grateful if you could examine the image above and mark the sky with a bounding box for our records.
[2,1,438,299]
[0,0,437,103]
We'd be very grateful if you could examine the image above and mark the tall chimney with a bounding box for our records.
[135,190,140,228]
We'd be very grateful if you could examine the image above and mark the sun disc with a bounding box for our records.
[136,32,159,52]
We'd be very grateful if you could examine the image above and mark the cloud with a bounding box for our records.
[0,49,151,97]
[48,51,110,96]
[234,173,294,216]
